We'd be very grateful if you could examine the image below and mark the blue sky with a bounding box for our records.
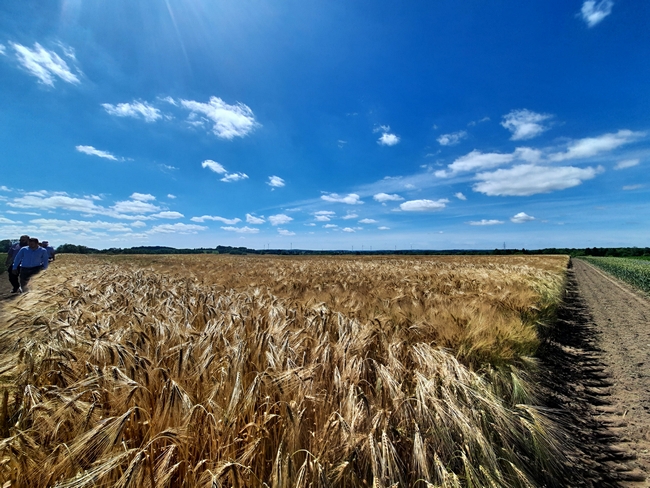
[0,1,648,250]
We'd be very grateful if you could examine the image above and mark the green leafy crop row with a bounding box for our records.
[580,256,650,294]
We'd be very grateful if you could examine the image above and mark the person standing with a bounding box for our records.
[12,237,49,292]
[5,235,29,293]
[41,240,55,261]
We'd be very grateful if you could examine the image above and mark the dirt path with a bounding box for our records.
[541,259,650,486]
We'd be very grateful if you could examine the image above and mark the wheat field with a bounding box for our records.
[0,254,569,487]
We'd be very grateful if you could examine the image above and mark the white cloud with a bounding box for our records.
[268,176,285,187]
[400,199,449,211]
[511,212,535,224]
[152,211,183,219]
[9,193,101,213]
[455,192,467,201]
[11,42,80,86]
[623,184,643,191]
[378,226,390,230]
[112,199,160,214]
[437,130,467,146]
[378,133,400,146]
[314,210,335,222]
[246,214,265,224]
[358,218,377,224]
[167,194,177,199]
[315,215,331,222]
[75,145,118,161]
[501,109,553,140]
[614,159,640,170]
[323,224,338,229]
[342,213,358,219]
[0,44,5,56]
[180,96,259,139]
[101,101,161,122]
[191,215,241,224]
[130,193,156,202]
[342,227,355,233]
[474,164,603,196]
[321,193,363,204]
[30,218,133,233]
[304,223,316,227]
[221,226,259,234]
[202,160,227,174]
[131,221,147,228]
[550,130,644,161]
[278,229,295,236]
[468,219,504,226]
[148,223,207,234]
[0,186,10,191]
[221,172,249,183]
[269,214,293,226]
[581,0,614,27]
[436,150,514,177]
[373,192,403,202]
[0,217,18,224]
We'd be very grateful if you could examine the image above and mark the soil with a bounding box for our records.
[2,258,650,486]
[538,259,650,487]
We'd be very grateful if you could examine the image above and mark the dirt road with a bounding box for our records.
[541,259,650,486]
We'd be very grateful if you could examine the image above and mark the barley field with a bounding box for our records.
[0,254,569,487]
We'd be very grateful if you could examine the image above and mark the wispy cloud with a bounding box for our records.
[178,96,259,139]
[400,199,449,211]
[191,215,241,224]
[152,211,183,219]
[278,229,295,236]
[221,226,259,233]
[269,214,293,226]
[201,160,226,174]
[201,160,248,182]
[437,130,467,146]
[267,176,285,187]
[378,226,390,230]
[455,192,467,201]
[358,218,377,224]
[220,172,249,183]
[581,0,614,27]
[468,219,504,226]
[614,159,640,170]
[623,184,644,191]
[321,193,363,204]
[501,109,553,140]
[511,212,535,223]
[474,164,603,196]
[550,130,645,161]
[373,192,403,202]
[148,223,207,234]
[314,210,335,222]
[11,42,80,86]
[130,193,156,202]
[101,101,162,122]
[76,145,118,161]
[341,212,358,220]
[246,214,265,224]
[0,44,6,56]
[436,150,514,177]
[342,227,355,233]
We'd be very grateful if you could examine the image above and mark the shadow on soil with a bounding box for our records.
[537,264,633,487]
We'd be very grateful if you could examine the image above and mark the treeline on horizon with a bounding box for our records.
[1,240,648,258]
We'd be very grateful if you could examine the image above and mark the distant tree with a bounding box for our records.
[0,239,12,253]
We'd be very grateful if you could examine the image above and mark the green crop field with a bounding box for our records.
[580,256,650,294]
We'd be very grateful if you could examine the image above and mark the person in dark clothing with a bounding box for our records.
[5,235,29,293]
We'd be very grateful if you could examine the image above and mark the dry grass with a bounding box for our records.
[0,254,569,487]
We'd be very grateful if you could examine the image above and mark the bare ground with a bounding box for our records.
[538,259,650,486]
